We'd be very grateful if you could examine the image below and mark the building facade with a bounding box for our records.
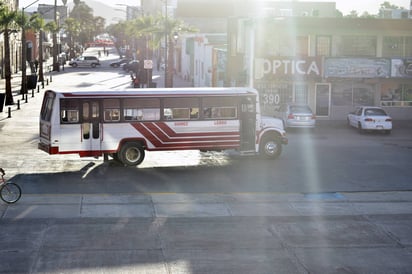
[227,16,412,120]
[0,0,19,79]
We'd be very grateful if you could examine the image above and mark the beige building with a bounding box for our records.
[227,16,412,120]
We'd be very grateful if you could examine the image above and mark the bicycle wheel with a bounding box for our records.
[0,183,22,204]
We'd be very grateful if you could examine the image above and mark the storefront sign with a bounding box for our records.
[325,58,390,78]
[255,57,321,79]
[391,58,412,78]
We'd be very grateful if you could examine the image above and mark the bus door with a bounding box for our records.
[82,100,102,153]
[240,96,256,151]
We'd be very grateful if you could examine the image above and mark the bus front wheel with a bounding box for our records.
[260,136,282,160]
[119,142,145,166]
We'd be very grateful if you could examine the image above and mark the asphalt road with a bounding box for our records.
[1,47,412,274]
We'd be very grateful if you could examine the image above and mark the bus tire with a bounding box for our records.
[119,142,145,166]
[260,135,282,160]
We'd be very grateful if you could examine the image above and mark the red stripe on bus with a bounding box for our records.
[131,122,240,149]
[144,122,239,142]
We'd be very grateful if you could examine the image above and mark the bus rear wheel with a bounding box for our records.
[119,142,145,166]
[260,136,282,160]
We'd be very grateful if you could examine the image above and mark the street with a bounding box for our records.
[1,47,412,273]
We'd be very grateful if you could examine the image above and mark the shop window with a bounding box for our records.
[381,83,412,107]
[332,83,374,106]
[255,82,293,115]
[294,84,308,104]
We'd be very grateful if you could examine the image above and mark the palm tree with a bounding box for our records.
[16,10,31,95]
[0,4,18,106]
[126,15,159,87]
[106,21,128,58]
[63,18,80,59]
[29,13,45,85]
[126,15,197,87]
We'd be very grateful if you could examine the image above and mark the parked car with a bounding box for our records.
[69,56,100,68]
[122,60,140,73]
[110,58,130,68]
[274,103,316,129]
[347,106,392,134]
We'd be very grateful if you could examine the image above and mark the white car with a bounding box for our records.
[347,106,392,134]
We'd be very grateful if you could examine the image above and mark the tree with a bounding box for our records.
[29,13,45,85]
[158,16,197,87]
[69,1,94,46]
[0,4,18,106]
[16,10,32,95]
[93,16,105,39]
[380,1,400,9]
[108,15,196,87]
[106,21,128,57]
[63,18,80,59]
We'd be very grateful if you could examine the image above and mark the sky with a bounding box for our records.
[19,0,411,15]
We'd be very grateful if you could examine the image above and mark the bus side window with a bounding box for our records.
[61,110,79,123]
[164,97,199,121]
[190,108,199,119]
[203,107,212,119]
[60,99,79,124]
[123,98,160,121]
[103,99,120,122]
[202,96,238,120]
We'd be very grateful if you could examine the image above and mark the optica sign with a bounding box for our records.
[255,57,321,79]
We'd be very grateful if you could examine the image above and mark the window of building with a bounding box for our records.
[294,83,308,104]
[316,36,331,56]
[296,36,309,56]
[332,82,374,106]
[382,36,403,57]
[405,37,412,56]
[340,35,377,57]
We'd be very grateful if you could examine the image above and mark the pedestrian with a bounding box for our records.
[34,59,39,72]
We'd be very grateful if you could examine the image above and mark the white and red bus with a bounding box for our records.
[39,88,287,166]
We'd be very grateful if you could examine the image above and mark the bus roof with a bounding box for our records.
[48,87,258,98]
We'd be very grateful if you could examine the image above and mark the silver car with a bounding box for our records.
[69,56,100,68]
[274,103,316,129]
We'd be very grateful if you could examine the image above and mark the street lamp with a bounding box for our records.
[21,0,40,95]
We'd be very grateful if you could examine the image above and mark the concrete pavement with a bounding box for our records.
[1,191,412,273]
